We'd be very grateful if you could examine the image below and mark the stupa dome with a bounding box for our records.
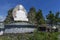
[18,5,24,9]
[12,5,28,21]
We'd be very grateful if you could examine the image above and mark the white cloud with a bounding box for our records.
[0,15,6,22]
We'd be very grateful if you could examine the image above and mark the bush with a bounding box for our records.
[0,32,60,40]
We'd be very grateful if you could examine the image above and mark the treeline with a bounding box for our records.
[4,7,60,26]
[28,7,60,26]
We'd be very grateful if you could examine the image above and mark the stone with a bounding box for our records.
[4,22,36,33]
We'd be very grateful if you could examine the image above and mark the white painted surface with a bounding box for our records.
[0,31,3,35]
[4,28,36,33]
[52,26,56,29]
[12,5,28,21]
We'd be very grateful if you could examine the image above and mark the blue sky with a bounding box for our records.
[0,0,60,21]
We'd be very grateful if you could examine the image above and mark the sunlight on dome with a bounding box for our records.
[12,5,28,21]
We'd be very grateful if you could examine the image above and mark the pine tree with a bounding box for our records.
[36,9,45,25]
[55,12,60,24]
[4,8,14,24]
[46,11,55,26]
[28,7,36,24]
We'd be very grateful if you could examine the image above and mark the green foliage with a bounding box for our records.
[46,11,55,25]
[36,9,45,25]
[28,7,36,24]
[28,31,59,40]
[46,11,60,25]
[55,12,60,24]
[4,8,14,24]
[0,32,60,40]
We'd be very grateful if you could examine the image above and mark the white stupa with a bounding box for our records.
[12,5,28,21]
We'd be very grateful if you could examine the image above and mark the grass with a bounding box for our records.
[33,31,60,40]
[0,32,60,40]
